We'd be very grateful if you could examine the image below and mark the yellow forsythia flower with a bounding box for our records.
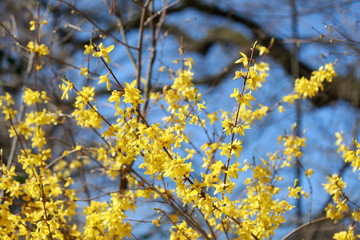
[92,43,114,63]
[58,76,74,100]
[123,80,144,108]
[29,19,48,31]
[83,44,94,55]
[98,72,111,90]
[305,168,314,177]
[27,41,50,56]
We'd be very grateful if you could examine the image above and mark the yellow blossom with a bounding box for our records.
[29,20,36,31]
[98,72,111,90]
[256,45,270,56]
[0,92,15,106]
[282,93,300,104]
[288,186,303,199]
[31,127,47,150]
[196,101,207,111]
[35,64,43,71]
[80,67,89,78]
[58,76,74,100]
[83,44,94,55]
[323,174,346,196]
[23,88,49,106]
[152,219,161,227]
[9,121,33,139]
[92,43,114,63]
[224,161,242,179]
[278,105,285,113]
[294,63,336,98]
[108,90,123,108]
[342,141,360,172]
[2,106,17,120]
[158,66,166,72]
[207,112,218,125]
[233,70,246,80]
[294,76,319,98]
[333,229,356,240]
[235,52,249,67]
[27,41,49,56]
[305,168,314,177]
[123,80,144,108]
[230,88,255,108]
[29,19,48,31]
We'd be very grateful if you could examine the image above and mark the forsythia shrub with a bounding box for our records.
[0,5,359,240]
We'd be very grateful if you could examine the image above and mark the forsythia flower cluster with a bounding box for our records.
[27,41,50,56]
[281,63,337,104]
[1,37,359,240]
